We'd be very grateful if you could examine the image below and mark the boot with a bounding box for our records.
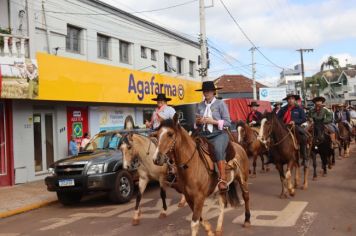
[217,161,228,192]
[330,133,340,149]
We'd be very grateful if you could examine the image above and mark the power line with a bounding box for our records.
[43,0,198,15]
[219,0,290,70]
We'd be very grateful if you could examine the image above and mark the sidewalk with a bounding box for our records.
[0,180,57,218]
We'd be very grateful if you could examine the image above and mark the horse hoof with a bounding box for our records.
[215,230,223,236]
[132,219,140,226]
[243,221,251,228]
[328,165,332,169]
[177,202,186,208]
[250,174,256,178]
[266,167,270,172]
[260,169,266,173]
[301,185,308,190]
[322,173,327,177]
[279,194,288,199]
[159,213,167,219]
[289,190,295,197]
[313,176,317,181]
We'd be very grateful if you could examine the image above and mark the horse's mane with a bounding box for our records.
[158,118,176,130]
[265,111,288,134]
[236,121,255,144]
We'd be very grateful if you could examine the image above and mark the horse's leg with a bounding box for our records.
[215,193,226,236]
[200,218,214,236]
[276,164,287,198]
[132,176,148,226]
[286,160,295,197]
[321,153,327,177]
[158,185,168,219]
[178,194,187,208]
[332,149,336,165]
[191,197,205,236]
[294,161,300,189]
[312,152,317,180]
[238,177,251,227]
[251,155,257,178]
[260,155,266,173]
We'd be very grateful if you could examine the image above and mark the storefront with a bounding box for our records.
[0,100,14,186]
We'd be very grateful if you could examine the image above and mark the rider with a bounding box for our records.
[308,96,339,148]
[195,81,231,192]
[334,104,352,133]
[145,93,176,130]
[277,94,308,165]
[272,102,283,114]
[246,101,263,127]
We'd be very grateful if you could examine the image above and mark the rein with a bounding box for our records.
[266,117,298,149]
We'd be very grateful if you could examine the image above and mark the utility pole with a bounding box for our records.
[249,47,257,100]
[296,48,313,106]
[199,0,208,82]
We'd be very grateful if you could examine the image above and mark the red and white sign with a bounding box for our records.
[67,107,89,145]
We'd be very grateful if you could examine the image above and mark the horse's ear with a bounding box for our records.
[127,132,134,142]
[149,131,158,138]
[173,113,179,126]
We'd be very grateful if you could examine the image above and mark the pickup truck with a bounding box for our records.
[45,129,149,205]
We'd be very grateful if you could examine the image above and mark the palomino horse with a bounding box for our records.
[152,117,251,236]
[120,133,186,226]
[309,122,333,179]
[259,112,301,197]
[337,121,351,158]
[236,121,269,177]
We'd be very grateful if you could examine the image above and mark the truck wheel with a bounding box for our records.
[109,170,134,203]
[57,192,82,205]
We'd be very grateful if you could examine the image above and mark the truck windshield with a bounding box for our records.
[84,133,121,151]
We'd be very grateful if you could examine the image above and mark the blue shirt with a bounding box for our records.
[69,140,78,156]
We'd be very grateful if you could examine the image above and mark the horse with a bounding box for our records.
[259,112,302,197]
[337,121,351,158]
[236,121,269,177]
[119,133,186,226]
[309,122,333,179]
[152,116,251,236]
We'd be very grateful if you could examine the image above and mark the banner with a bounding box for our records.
[36,53,201,105]
[259,87,287,102]
[67,107,89,146]
[98,107,135,131]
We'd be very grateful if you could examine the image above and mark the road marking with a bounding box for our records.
[233,201,309,227]
[40,199,152,231]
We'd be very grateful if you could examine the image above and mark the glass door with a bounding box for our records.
[33,112,55,173]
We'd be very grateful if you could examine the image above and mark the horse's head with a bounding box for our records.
[236,120,246,144]
[313,122,325,145]
[152,114,179,166]
[119,132,138,170]
[258,112,274,148]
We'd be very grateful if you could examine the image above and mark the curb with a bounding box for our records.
[0,199,57,219]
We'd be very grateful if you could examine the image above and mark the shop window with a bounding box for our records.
[151,49,157,61]
[141,46,147,59]
[177,57,184,74]
[66,24,82,53]
[189,60,196,77]
[120,40,131,64]
[97,34,110,59]
[164,53,174,72]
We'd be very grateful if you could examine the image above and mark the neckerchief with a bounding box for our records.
[203,97,216,133]
[283,105,294,124]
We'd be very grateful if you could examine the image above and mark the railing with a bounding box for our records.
[0,33,29,58]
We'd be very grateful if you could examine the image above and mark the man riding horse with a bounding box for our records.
[334,104,353,135]
[274,94,308,165]
[195,81,231,192]
[146,93,176,130]
[246,101,263,128]
[308,96,339,148]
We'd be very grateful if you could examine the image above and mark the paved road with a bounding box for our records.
[1,147,355,236]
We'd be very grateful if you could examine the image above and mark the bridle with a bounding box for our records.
[261,116,296,148]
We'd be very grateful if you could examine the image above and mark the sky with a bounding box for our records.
[102,0,356,86]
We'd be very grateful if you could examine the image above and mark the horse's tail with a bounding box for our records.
[227,180,240,208]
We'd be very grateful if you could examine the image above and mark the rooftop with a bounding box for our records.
[214,75,268,93]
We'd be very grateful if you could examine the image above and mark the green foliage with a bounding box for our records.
[320,56,341,72]
[0,27,12,48]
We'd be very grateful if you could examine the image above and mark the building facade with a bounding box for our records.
[277,64,302,95]
[0,0,201,186]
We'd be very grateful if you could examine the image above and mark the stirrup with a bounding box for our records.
[218,179,229,192]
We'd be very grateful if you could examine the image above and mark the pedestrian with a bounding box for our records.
[145,93,176,130]
[80,132,91,151]
[246,101,263,127]
[69,134,78,156]
[195,81,231,192]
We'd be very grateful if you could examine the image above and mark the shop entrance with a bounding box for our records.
[33,112,56,174]
[0,102,13,186]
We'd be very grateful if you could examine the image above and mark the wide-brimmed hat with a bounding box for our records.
[248,101,260,107]
[152,93,172,101]
[195,81,222,92]
[312,96,326,103]
[273,102,283,107]
[283,94,300,101]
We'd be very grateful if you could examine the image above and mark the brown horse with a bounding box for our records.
[152,117,251,236]
[337,121,351,158]
[259,112,302,197]
[236,121,269,177]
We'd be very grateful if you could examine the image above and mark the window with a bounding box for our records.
[164,53,173,72]
[177,57,183,74]
[141,46,147,59]
[151,49,157,61]
[97,34,109,59]
[66,25,82,53]
[189,60,195,77]
[120,40,130,64]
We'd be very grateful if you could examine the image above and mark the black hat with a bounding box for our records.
[273,102,283,107]
[152,93,172,101]
[195,81,222,91]
[248,101,260,107]
[312,96,326,103]
[283,94,300,101]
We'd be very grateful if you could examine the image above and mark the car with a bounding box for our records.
[44,129,150,205]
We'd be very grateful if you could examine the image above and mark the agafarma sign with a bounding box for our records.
[128,74,184,101]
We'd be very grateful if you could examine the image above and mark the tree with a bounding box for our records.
[320,56,341,72]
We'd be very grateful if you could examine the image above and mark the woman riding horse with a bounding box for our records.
[195,81,231,192]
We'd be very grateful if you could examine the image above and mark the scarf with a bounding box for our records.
[283,105,294,124]
[249,111,257,122]
[203,97,216,133]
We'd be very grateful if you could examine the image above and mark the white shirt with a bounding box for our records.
[152,105,176,129]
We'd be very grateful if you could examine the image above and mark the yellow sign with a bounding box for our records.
[36,53,202,105]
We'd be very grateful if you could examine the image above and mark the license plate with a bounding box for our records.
[58,179,75,187]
